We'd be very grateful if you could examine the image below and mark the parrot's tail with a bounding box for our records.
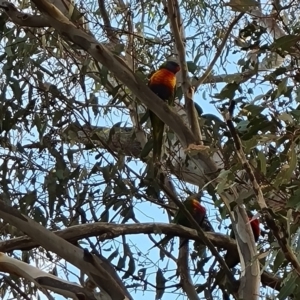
[150,111,165,165]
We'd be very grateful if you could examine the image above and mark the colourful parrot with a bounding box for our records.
[224,211,260,269]
[215,211,260,288]
[150,198,212,250]
[148,60,180,163]
[173,198,207,227]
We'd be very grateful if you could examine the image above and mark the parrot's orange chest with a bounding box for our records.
[149,69,177,89]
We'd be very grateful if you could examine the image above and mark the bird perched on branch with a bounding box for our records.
[148,60,180,164]
[150,197,213,250]
[224,211,260,269]
[173,198,207,227]
[215,211,260,291]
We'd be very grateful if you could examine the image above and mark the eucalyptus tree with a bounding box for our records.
[0,0,299,299]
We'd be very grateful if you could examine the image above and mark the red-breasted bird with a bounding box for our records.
[173,198,207,227]
[148,61,180,163]
[215,211,260,289]
[224,211,260,269]
[150,198,213,250]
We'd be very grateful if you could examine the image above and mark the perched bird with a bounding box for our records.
[201,213,215,233]
[173,198,207,227]
[224,211,260,269]
[150,198,212,250]
[215,211,260,291]
[148,60,180,163]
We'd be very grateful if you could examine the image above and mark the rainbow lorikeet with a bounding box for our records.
[215,211,260,288]
[173,198,209,228]
[150,198,213,250]
[224,211,260,268]
[148,60,180,163]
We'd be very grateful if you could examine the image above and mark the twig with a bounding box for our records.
[2,276,31,300]
[195,13,245,90]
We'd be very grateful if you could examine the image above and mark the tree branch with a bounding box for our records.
[233,205,260,299]
[98,0,119,44]
[0,1,50,27]
[0,253,99,300]
[59,118,292,215]
[167,0,202,142]
[0,200,132,300]
[177,243,200,300]
[195,13,244,89]
[0,222,284,293]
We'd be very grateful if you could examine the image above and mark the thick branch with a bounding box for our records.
[167,0,202,142]
[177,243,200,300]
[233,206,260,299]
[0,253,98,300]
[0,222,283,292]
[0,222,234,252]
[0,1,50,27]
